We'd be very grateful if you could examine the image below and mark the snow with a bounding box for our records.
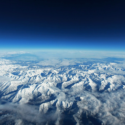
[1,57,125,124]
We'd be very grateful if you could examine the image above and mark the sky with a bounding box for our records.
[0,0,125,51]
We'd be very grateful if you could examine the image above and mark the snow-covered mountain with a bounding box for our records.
[0,55,125,125]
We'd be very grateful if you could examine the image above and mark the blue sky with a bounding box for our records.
[0,33,125,51]
[0,1,125,52]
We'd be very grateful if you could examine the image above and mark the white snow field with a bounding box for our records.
[0,56,125,125]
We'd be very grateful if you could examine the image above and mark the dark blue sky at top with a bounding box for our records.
[0,0,125,51]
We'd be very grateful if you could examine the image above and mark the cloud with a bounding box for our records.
[38,59,60,66]
[37,59,77,67]
[0,103,58,124]
[1,50,125,60]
